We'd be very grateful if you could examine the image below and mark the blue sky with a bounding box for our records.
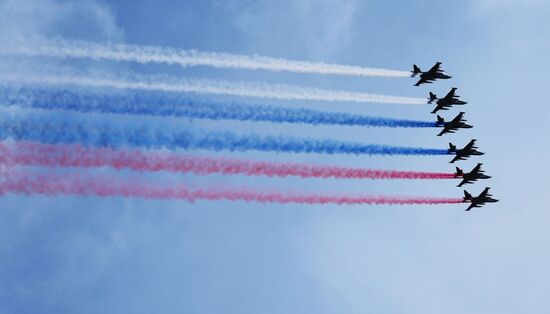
[1,0,549,313]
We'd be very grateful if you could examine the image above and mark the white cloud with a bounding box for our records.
[0,0,123,43]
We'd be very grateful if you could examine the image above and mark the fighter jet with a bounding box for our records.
[463,187,499,211]
[455,163,491,187]
[436,112,473,136]
[448,139,484,163]
[428,88,468,114]
[411,62,452,86]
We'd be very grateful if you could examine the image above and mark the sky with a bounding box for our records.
[1,0,550,313]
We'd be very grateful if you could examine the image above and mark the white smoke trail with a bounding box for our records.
[0,39,411,78]
[0,72,425,104]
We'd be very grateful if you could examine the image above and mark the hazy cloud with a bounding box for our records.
[0,0,123,42]
[219,0,361,58]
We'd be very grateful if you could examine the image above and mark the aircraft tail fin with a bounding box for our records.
[436,115,444,125]
[411,64,421,77]
[455,167,464,177]
[464,191,473,201]
[449,143,457,152]
[428,92,437,103]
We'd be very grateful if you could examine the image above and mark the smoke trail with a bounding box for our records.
[0,87,437,128]
[0,115,450,156]
[0,142,456,179]
[0,169,463,205]
[1,39,411,78]
[0,72,425,104]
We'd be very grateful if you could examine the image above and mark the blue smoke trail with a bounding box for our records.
[0,114,449,156]
[0,87,437,128]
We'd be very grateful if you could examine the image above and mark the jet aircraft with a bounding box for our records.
[448,139,484,163]
[428,88,467,114]
[411,62,451,86]
[463,187,499,211]
[436,112,473,136]
[455,163,491,187]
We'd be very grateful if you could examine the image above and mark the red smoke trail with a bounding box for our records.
[0,142,456,180]
[0,170,463,205]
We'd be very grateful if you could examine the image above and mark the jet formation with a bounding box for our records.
[413,62,497,211]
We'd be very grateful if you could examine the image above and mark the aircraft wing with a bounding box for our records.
[454,112,465,122]
[427,62,441,74]
[479,187,490,199]
[438,125,456,136]
[444,88,456,100]
[471,163,482,174]
[463,139,477,151]
[457,178,472,187]
[415,77,430,86]
[431,105,443,114]
[450,154,463,163]
[465,203,476,211]
[431,103,452,113]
